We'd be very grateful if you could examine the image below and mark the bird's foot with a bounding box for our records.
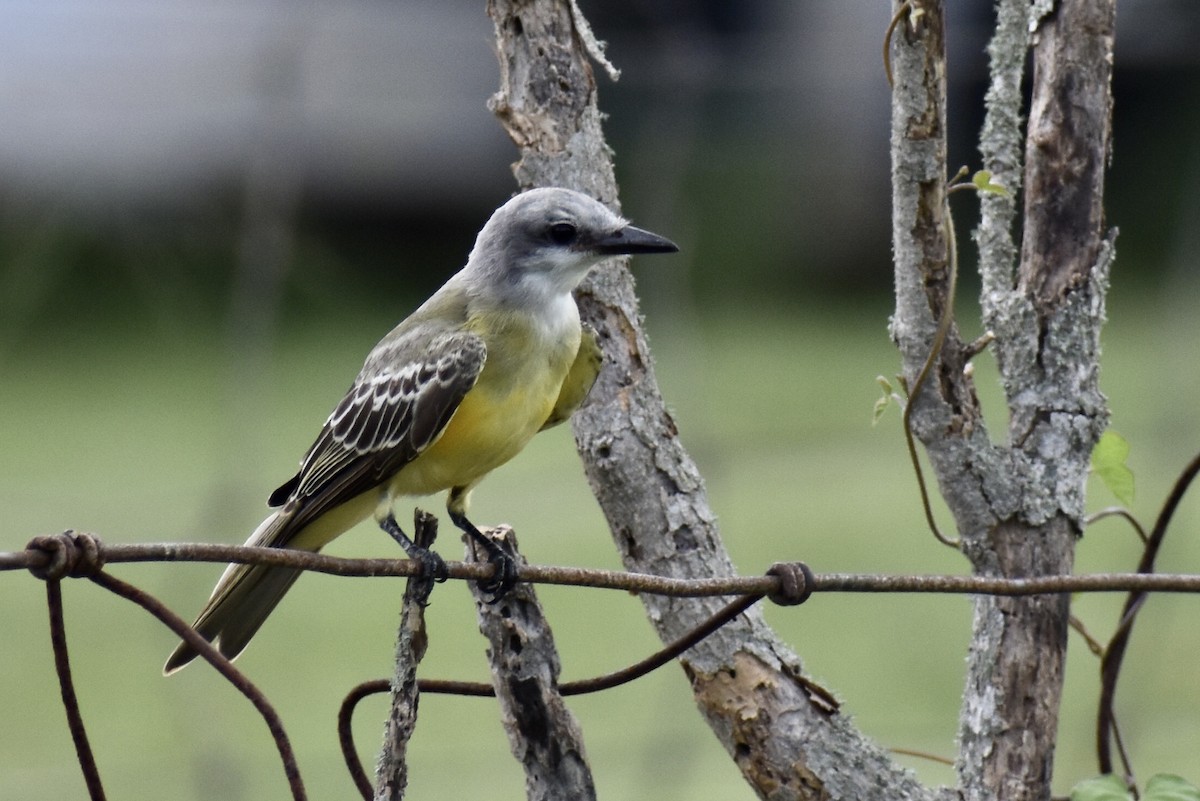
[411,546,450,585]
[451,512,520,602]
[476,537,518,603]
[379,511,449,584]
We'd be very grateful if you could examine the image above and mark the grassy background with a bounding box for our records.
[2,285,1200,800]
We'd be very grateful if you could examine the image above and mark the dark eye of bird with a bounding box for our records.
[548,222,577,246]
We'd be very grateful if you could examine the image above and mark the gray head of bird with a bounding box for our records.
[467,187,678,302]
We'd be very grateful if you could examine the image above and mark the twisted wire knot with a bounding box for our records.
[765,561,814,606]
[26,531,105,581]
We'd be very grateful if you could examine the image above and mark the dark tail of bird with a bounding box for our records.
[163,511,305,674]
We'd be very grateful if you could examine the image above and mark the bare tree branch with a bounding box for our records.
[975,0,1030,305]
[487,1,943,799]
[889,0,1001,548]
[890,0,1116,798]
[374,512,439,801]
[467,528,596,801]
[969,2,1114,798]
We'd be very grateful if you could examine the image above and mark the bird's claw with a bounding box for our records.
[379,510,447,584]
[411,547,449,584]
[478,542,518,603]
[402,545,448,607]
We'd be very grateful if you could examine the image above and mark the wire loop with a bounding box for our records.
[766,561,814,606]
[26,531,106,581]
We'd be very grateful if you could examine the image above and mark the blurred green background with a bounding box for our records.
[3,1,1200,799]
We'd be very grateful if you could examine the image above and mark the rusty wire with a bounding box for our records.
[24,531,306,801]
[13,523,1200,800]
[10,538,1200,596]
[89,568,306,800]
[45,579,107,801]
[336,591,786,794]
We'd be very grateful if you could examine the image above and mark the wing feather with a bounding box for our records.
[266,330,485,540]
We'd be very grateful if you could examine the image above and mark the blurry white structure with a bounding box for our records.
[0,0,512,208]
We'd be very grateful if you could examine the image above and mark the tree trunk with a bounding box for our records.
[889,1,1116,799]
[488,1,943,799]
[478,0,1115,797]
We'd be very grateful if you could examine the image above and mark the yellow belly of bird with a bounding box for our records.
[390,374,560,497]
[290,380,558,551]
[289,326,577,552]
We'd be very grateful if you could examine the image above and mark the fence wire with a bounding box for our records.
[7,478,1200,801]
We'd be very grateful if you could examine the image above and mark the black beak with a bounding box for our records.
[593,224,679,256]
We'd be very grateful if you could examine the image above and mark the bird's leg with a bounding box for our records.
[447,507,519,602]
[376,505,448,584]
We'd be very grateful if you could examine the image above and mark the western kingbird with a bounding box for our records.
[164,187,678,673]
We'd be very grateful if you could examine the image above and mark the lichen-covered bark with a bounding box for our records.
[889,0,1010,545]
[467,529,596,801]
[487,1,945,799]
[374,514,437,801]
[890,0,1116,799]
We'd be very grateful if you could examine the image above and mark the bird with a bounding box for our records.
[163,187,678,673]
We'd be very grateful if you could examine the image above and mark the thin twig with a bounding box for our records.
[900,192,963,550]
[1068,614,1106,657]
[890,746,955,767]
[46,580,107,801]
[1098,451,1200,774]
[1086,506,1150,544]
[418,595,811,699]
[1111,715,1138,796]
[375,511,439,801]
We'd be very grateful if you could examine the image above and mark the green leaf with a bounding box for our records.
[1069,774,1133,801]
[972,169,1010,197]
[1144,774,1200,801]
[1091,430,1135,506]
[873,376,894,426]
